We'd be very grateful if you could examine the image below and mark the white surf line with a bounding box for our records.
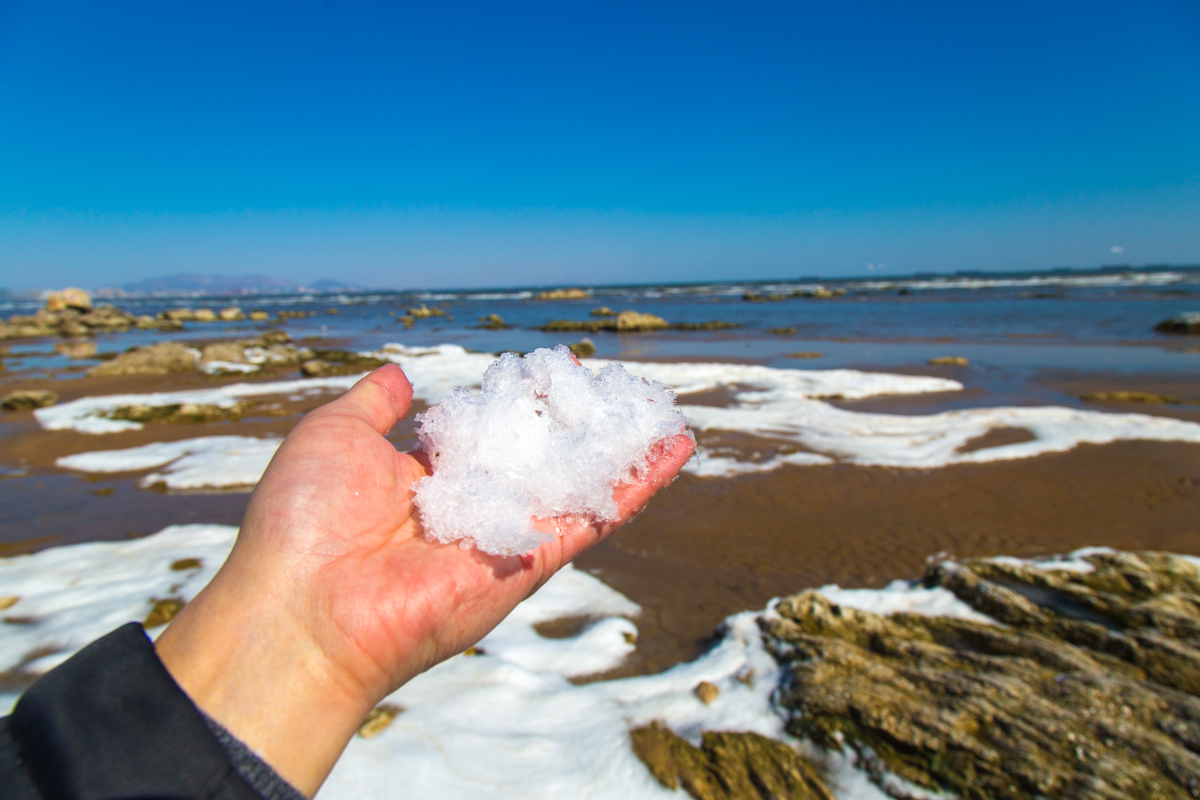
[56,436,283,490]
[4,524,985,799]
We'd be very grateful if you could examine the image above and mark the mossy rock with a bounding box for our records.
[102,402,247,425]
[300,351,389,377]
[631,722,833,800]
[767,549,1200,799]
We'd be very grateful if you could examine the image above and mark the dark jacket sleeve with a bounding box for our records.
[0,623,304,800]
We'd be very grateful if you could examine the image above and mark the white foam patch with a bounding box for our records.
[56,436,282,490]
[200,361,260,375]
[0,524,236,711]
[677,396,1200,470]
[986,546,1129,574]
[683,448,834,477]
[816,580,998,625]
[413,346,691,555]
[324,610,785,800]
[36,375,369,434]
[0,526,790,800]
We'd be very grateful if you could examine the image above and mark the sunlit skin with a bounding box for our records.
[155,363,695,796]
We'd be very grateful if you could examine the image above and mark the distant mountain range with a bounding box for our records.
[111,273,366,297]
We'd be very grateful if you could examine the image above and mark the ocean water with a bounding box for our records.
[4,268,1200,380]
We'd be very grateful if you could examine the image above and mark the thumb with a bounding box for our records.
[319,363,415,435]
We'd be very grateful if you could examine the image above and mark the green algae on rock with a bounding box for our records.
[1,390,59,411]
[300,350,389,377]
[765,549,1200,800]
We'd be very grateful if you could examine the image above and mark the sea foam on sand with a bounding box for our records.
[48,344,1200,490]
[413,346,691,555]
[1,523,987,799]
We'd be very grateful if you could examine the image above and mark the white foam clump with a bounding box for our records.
[413,346,690,555]
[0,524,235,712]
[0,525,800,800]
[816,580,998,624]
[56,436,281,490]
[35,375,370,434]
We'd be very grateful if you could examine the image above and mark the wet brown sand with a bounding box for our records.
[578,440,1200,676]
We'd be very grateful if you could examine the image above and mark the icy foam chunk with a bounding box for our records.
[413,346,690,555]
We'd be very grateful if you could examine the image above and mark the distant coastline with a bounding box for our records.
[3,262,1197,306]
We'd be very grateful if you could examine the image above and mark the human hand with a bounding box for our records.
[154,363,694,796]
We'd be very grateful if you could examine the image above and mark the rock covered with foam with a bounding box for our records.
[413,346,690,555]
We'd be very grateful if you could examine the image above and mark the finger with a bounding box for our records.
[533,431,695,567]
[322,363,415,435]
[611,432,695,520]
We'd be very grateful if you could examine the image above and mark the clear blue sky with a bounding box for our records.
[1,0,1198,289]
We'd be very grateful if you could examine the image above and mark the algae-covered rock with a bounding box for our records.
[1156,312,1200,335]
[88,342,200,376]
[568,338,596,358]
[101,402,247,425]
[300,350,388,377]
[536,287,589,300]
[143,597,184,629]
[766,549,1200,800]
[357,704,403,739]
[477,314,510,329]
[2,390,59,411]
[631,722,833,800]
[44,287,93,312]
[616,310,669,331]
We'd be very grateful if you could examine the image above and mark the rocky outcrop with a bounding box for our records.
[1,304,152,340]
[765,549,1200,799]
[44,287,92,312]
[568,338,596,358]
[616,311,670,331]
[543,311,737,333]
[928,356,968,366]
[198,332,309,372]
[101,402,249,425]
[87,342,200,376]
[536,288,590,300]
[1156,313,1200,335]
[743,288,846,302]
[631,722,833,800]
[1,390,59,411]
[407,305,447,318]
[300,350,389,377]
[477,314,510,329]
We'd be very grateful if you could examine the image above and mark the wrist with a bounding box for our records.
[154,559,379,797]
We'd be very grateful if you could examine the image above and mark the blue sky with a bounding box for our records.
[1,0,1198,289]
